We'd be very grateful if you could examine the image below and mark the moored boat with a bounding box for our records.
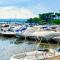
[10,48,60,60]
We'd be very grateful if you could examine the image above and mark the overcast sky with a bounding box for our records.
[0,0,60,18]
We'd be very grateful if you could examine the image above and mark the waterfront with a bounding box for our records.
[0,36,59,60]
[0,36,38,60]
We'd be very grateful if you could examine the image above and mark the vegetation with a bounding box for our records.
[26,12,60,25]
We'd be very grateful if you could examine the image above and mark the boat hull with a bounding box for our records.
[10,50,59,60]
[0,31,16,37]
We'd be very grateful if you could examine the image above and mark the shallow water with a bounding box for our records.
[0,36,59,60]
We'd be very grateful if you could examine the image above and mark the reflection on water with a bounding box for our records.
[0,36,37,60]
[0,36,59,60]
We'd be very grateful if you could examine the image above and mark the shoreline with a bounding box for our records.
[46,55,60,60]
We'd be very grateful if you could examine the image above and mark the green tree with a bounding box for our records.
[27,12,60,25]
[26,18,33,23]
[55,13,60,19]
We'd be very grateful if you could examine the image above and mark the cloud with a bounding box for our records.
[31,3,52,14]
[0,0,59,15]
[0,7,36,19]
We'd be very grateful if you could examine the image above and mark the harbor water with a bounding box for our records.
[0,36,60,60]
[0,36,38,60]
[0,19,27,24]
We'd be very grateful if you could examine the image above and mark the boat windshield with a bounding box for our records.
[8,29,14,32]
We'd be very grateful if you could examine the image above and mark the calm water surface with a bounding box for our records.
[0,36,59,60]
[0,36,38,60]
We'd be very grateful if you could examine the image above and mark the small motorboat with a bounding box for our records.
[10,48,60,60]
[1,31,16,37]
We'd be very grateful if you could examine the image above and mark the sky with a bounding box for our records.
[0,0,60,19]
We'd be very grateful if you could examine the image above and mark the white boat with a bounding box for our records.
[16,26,41,39]
[16,25,60,40]
[10,48,60,60]
[0,25,27,37]
[30,31,60,40]
[1,31,16,36]
[0,26,20,37]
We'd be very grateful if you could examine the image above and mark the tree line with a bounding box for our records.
[26,12,60,25]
